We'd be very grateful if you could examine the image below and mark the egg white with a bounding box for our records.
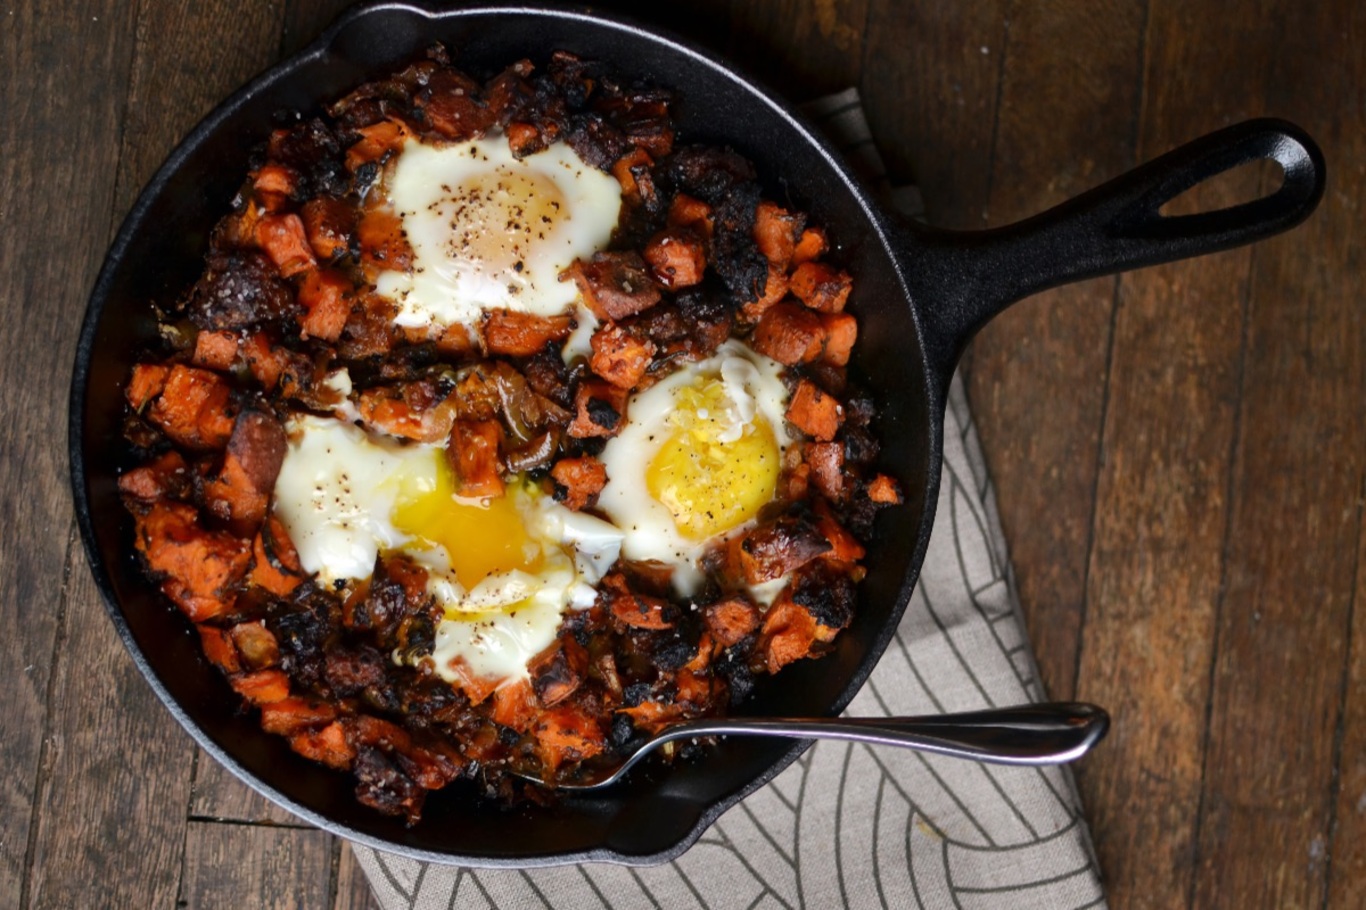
[373,135,622,331]
[271,414,623,683]
[596,339,794,600]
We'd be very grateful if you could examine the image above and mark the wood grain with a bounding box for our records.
[1071,2,1295,905]
[334,842,383,910]
[179,822,334,910]
[0,3,140,907]
[965,0,1145,703]
[860,0,1007,224]
[1190,2,1366,904]
[191,754,300,827]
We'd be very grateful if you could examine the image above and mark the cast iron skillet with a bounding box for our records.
[68,1,1325,867]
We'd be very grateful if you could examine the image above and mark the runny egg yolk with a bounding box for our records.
[645,379,781,540]
[388,450,542,591]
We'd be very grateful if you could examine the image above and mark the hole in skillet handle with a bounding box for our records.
[901,118,1327,394]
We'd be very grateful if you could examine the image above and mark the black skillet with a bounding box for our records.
[68,1,1325,867]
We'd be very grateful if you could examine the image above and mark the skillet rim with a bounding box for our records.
[68,0,944,867]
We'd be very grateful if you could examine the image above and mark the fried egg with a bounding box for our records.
[272,414,623,683]
[374,135,622,331]
[596,340,794,599]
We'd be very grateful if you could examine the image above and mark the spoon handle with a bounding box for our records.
[652,702,1109,767]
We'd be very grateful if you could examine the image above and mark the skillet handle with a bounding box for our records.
[904,118,1325,388]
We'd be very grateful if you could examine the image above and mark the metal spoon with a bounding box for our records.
[532,702,1109,791]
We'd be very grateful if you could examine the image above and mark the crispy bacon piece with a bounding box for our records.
[301,196,357,260]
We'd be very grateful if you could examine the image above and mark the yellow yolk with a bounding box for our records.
[389,451,542,591]
[645,380,781,540]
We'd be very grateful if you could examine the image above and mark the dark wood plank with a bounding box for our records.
[720,0,870,99]
[1190,4,1366,906]
[25,567,196,909]
[1332,468,1366,907]
[192,754,300,826]
[1071,2,1294,905]
[965,0,1146,703]
[860,0,1008,226]
[180,822,334,910]
[333,842,382,910]
[30,0,289,906]
[0,3,141,906]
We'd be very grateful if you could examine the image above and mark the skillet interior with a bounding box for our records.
[70,2,940,865]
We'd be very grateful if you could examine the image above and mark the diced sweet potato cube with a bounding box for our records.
[529,638,588,708]
[819,312,858,367]
[239,332,289,390]
[814,501,866,564]
[118,450,189,503]
[192,330,239,371]
[301,196,357,261]
[867,473,903,504]
[491,678,538,732]
[198,624,242,674]
[260,697,337,735]
[344,118,412,172]
[251,165,297,211]
[703,595,760,647]
[611,147,653,197]
[667,193,713,238]
[753,201,802,270]
[805,441,847,502]
[589,323,655,389]
[533,704,605,773]
[126,363,170,411]
[254,213,316,278]
[564,251,661,321]
[785,379,843,441]
[482,309,573,356]
[202,410,287,532]
[751,301,826,365]
[289,722,356,770]
[609,591,674,630]
[506,121,548,158]
[230,669,291,705]
[759,593,819,674]
[447,419,505,498]
[250,518,304,597]
[643,229,706,289]
[357,208,413,273]
[736,516,832,585]
[792,226,828,264]
[298,268,352,342]
[134,501,250,621]
[550,456,608,510]
[568,379,627,438]
[790,261,852,313]
[148,364,236,450]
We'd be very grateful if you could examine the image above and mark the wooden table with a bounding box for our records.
[5,1,1360,906]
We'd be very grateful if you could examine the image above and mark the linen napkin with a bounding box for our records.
[351,90,1108,910]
